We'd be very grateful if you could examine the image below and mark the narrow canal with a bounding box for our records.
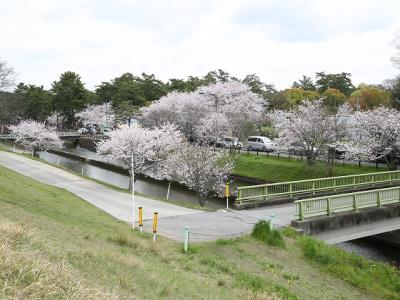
[38,148,227,209]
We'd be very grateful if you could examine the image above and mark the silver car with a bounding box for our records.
[247,136,275,152]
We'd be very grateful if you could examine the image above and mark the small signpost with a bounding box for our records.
[152,212,158,242]
[225,182,230,209]
[138,207,143,233]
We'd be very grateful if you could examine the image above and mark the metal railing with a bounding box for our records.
[235,170,400,204]
[57,130,80,136]
[295,186,400,220]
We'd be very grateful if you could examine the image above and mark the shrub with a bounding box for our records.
[252,220,285,248]
[298,236,400,299]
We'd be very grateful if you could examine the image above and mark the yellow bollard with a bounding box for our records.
[138,207,143,233]
[152,212,158,242]
[225,182,230,209]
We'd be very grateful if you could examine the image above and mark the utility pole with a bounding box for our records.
[131,152,135,230]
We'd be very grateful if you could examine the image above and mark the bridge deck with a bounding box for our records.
[313,217,400,244]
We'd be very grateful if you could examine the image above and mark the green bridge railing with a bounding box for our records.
[295,186,400,220]
[236,170,400,204]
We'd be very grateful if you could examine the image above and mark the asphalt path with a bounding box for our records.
[0,150,296,242]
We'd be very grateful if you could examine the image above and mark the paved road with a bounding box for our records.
[0,151,296,241]
[0,151,198,221]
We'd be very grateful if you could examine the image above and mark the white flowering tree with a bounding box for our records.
[195,112,231,144]
[76,103,115,127]
[346,107,400,170]
[168,144,234,206]
[96,123,183,227]
[10,120,63,156]
[141,81,266,142]
[97,123,182,186]
[270,100,351,169]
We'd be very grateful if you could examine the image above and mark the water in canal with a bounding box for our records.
[38,148,225,209]
[337,238,400,267]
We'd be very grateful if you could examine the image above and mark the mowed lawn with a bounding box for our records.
[234,154,384,182]
[1,164,399,299]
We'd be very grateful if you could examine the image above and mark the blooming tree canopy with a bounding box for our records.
[76,103,115,127]
[10,120,63,155]
[269,99,351,164]
[167,144,234,206]
[141,81,266,142]
[96,123,183,189]
[346,107,400,170]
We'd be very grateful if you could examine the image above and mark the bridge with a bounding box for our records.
[0,131,82,141]
[237,170,400,244]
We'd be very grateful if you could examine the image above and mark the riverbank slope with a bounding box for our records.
[1,164,399,299]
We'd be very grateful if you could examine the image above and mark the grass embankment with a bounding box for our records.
[234,154,383,182]
[1,165,399,299]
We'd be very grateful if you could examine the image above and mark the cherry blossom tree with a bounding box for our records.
[269,99,351,169]
[141,81,266,142]
[195,112,231,144]
[76,103,115,127]
[97,123,183,228]
[10,120,63,156]
[346,107,400,170]
[168,144,234,206]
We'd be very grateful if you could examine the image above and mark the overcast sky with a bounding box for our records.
[1,0,400,90]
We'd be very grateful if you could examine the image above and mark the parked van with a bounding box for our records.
[246,136,275,152]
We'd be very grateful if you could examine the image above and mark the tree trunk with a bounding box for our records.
[197,193,208,206]
[325,148,335,177]
[306,155,315,165]
[386,154,398,171]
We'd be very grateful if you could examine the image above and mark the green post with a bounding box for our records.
[353,194,358,211]
[327,198,331,215]
[289,184,293,198]
[377,191,382,207]
[268,213,275,230]
[183,225,189,253]
[353,177,356,190]
[299,202,304,220]
[333,179,336,192]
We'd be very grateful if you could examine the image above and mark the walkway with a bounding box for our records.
[0,151,296,241]
[0,151,198,221]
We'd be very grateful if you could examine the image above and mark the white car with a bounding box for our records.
[78,127,88,134]
[247,136,275,152]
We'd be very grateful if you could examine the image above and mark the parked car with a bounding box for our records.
[78,127,88,134]
[215,139,232,149]
[246,136,275,152]
[102,127,112,136]
[288,142,318,156]
[85,123,100,134]
[218,137,243,149]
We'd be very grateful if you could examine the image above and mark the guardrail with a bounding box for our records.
[295,186,400,220]
[0,134,15,140]
[235,170,400,205]
[57,130,80,136]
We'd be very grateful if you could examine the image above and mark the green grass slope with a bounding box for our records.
[0,165,398,299]
[234,154,383,182]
